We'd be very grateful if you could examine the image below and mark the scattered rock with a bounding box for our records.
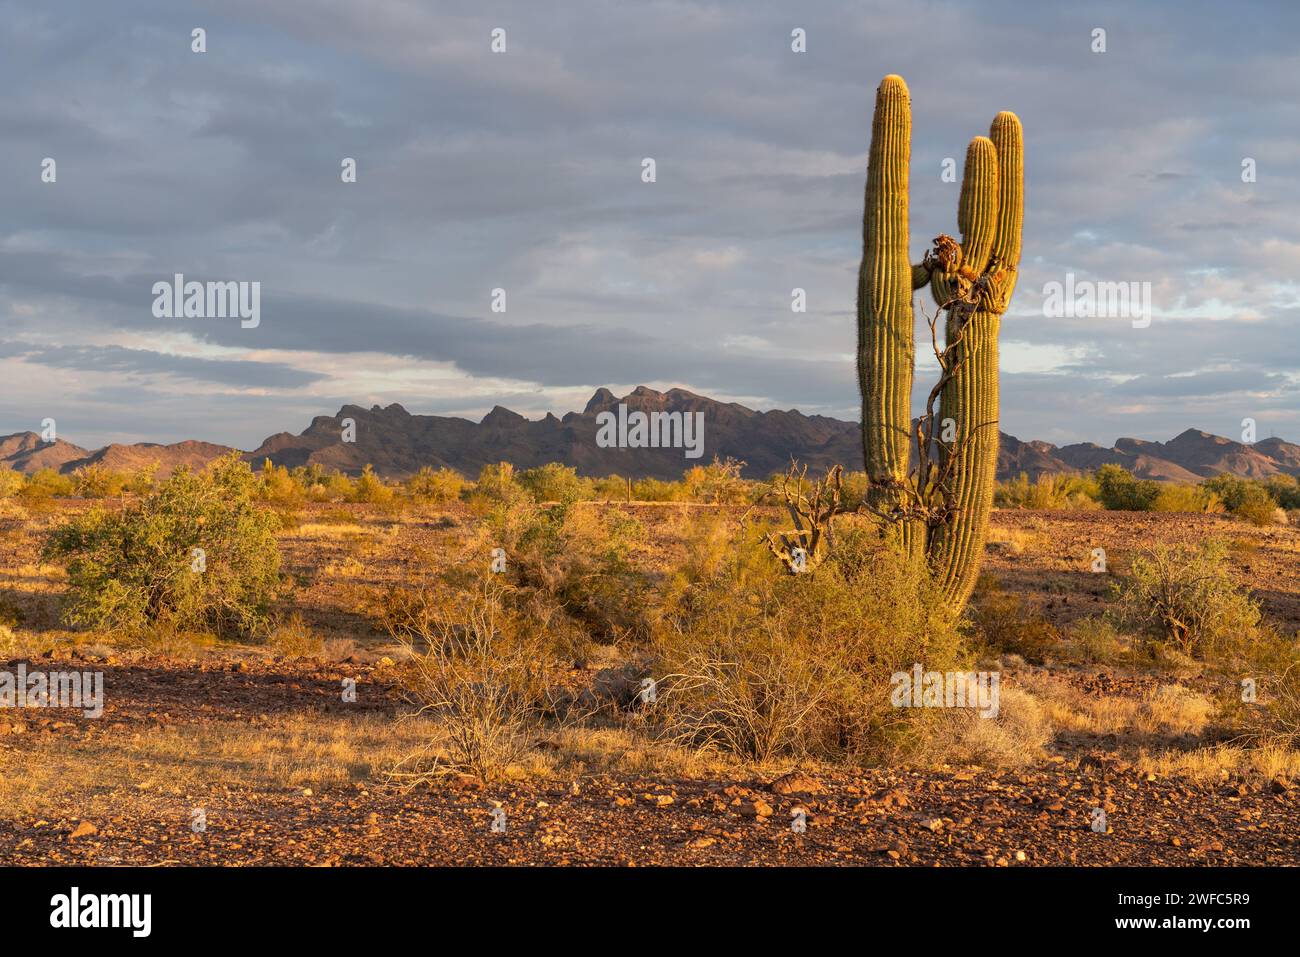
[874,788,910,809]
[69,821,98,840]
[770,771,824,796]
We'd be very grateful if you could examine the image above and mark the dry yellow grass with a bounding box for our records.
[1021,672,1213,737]
[1136,743,1300,783]
[0,713,428,820]
[984,525,1045,557]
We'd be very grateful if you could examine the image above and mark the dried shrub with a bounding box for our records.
[388,582,568,781]
[1116,540,1260,660]
[969,575,1058,662]
[649,520,968,763]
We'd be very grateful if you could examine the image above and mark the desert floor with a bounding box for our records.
[1,501,1297,866]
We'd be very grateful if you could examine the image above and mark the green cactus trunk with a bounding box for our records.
[856,78,1023,615]
[856,75,923,558]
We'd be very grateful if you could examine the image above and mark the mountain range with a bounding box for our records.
[3,386,1298,484]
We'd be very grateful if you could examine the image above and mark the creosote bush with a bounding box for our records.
[405,466,467,503]
[43,452,283,639]
[1095,464,1161,511]
[71,464,128,498]
[650,518,968,763]
[1116,540,1260,660]
[518,462,587,503]
[477,496,651,648]
[1202,475,1280,526]
[994,472,1099,510]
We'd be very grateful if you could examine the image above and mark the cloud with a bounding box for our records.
[0,342,324,388]
[0,0,1297,448]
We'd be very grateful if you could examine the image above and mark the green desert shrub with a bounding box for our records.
[1232,485,1279,526]
[1116,540,1260,661]
[1094,464,1160,511]
[0,469,25,498]
[969,575,1059,661]
[123,463,159,495]
[1068,616,1128,664]
[321,471,355,501]
[1203,475,1281,525]
[42,452,283,639]
[518,462,589,504]
[1151,483,1217,513]
[1263,474,1300,510]
[476,496,650,647]
[257,460,305,506]
[630,477,686,502]
[682,457,752,504]
[71,464,127,498]
[469,462,529,508]
[649,520,968,762]
[349,464,394,505]
[994,472,1099,509]
[406,466,468,504]
[387,581,569,781]
[591,475,632,501]
[21,467,75,501]
[838,470,870,510]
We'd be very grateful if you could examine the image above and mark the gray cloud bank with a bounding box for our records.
[1,0,1296,449]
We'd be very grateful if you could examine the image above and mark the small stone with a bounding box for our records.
[875,789,910,809]
[70,820,98,840]
[769,771,824,796]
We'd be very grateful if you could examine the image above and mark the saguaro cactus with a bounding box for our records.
[856,74,1023,613]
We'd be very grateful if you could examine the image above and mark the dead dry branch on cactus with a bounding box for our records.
[757,462,846,574]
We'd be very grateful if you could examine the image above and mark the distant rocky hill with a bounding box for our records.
[245,386,862,480]
[3,387,1298,483]
[0,432,235,479]
[998,428,1300,483]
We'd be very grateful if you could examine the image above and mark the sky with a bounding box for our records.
[1,0,1298,450]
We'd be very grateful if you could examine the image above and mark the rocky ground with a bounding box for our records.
[1,504,1298,866]
[0,652,1296,866]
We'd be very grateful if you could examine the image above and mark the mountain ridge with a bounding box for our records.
[3,388,1298,483]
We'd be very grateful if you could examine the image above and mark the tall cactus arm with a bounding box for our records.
[988,111,1024,308]
[930,136,998,307]
[857,75,916,532]
[930,115,1023,610]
